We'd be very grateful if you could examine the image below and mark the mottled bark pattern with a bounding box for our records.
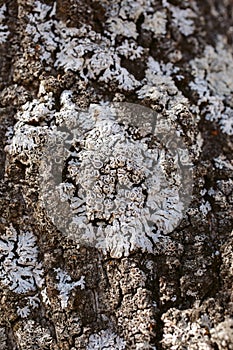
[0,0,232,349]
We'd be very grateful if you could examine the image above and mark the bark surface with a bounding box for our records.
[0,0,233,349]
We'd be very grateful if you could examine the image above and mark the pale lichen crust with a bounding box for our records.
[0,225,44,293]
[0,4,9,44]
[38,97,193,257]
[87,329,126,350]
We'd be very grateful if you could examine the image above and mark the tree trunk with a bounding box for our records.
[0,0,232,349]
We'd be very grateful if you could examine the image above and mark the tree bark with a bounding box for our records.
[0,0,233,349]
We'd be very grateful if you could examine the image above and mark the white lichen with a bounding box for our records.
[14,93,55,123]
[24,1,142,91]
[219,107,233,136]
[17,295,41,318]
[0,4,9,44]
[41,287,51,306]
[214,155,233,170]
[38,95,192,258]
[54,268,85,309]
[17,305,31,318]
[103,0,154,22]
[0,328,7,350]
[142,11,167,36]
[26,1,57,62]
[199,200,211,216]
[87,329,126,350]
[106,17,138,40]
[138,56,188,111]
[161,308,215,350]
[7,90,192,258]
[5,93,56,165]
[190,37,233,135]
[210,317,233,350]
[14,320,54,349]
[0,225,44,293]
[170,6,196,36]
[191,39,233,97]
[116,40,144,60]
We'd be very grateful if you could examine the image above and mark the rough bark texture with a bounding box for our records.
[0,0,233,349]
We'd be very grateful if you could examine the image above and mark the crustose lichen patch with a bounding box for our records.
[39,97,193,258]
